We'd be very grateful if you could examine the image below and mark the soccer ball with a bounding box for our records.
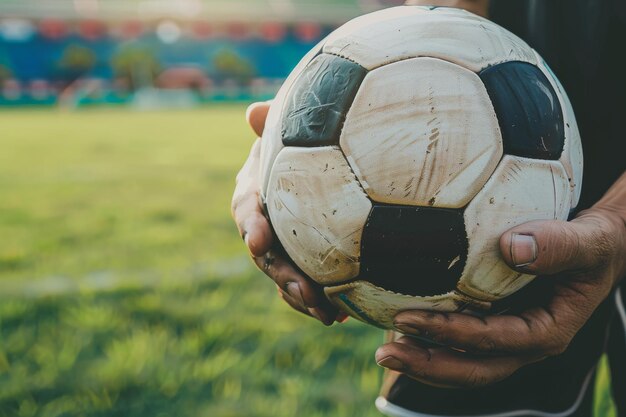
[259,6,583,329]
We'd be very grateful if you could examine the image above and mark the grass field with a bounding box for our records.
[0,106,616,417]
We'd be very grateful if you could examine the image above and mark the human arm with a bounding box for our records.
[376,172,626,388]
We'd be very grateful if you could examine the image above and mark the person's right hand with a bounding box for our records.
[231,102,347,326]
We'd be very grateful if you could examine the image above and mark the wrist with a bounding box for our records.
[576,207,626,286]
[604,210,626,285]
[583,172,626,285]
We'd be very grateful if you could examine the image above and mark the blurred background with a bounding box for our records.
[0,1,616,416]
[0,0,406,109]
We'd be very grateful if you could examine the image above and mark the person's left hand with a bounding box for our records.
[375,205,626,388]
[232,102,345,326]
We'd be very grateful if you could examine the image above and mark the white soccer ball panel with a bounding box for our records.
[459,156,571,301]
[323,6,537,72]
[259,40,325,202]
[341,57,502,208]
[266,146,372,285]
[325,281,489,329]
[533,50,584,209]
[321,5,429,50]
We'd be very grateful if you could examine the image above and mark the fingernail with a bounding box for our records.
[308,307,323,322]
[243,218,254,249]
[377,356,405,370]
[308,307,332,326]
[286,282,305,307]
[511,233,538,267]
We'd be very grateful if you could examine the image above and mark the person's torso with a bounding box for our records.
[380,1,625,416]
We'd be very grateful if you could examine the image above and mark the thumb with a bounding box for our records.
[243,210,274,257]
[499,214,615,275]
[246,101,271,137]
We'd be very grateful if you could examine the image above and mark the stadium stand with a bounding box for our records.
[0,0,403,106]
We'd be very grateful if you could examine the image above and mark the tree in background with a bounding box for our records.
[55,44,96,87]
[0,51,15,89]
[212,48,255,86]
[111,45,160,91]
[0,64,12,88]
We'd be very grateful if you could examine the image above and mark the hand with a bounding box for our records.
[375,204,626,388]
[231,102,347,326]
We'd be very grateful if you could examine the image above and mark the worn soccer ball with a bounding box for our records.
[259,6,583,329]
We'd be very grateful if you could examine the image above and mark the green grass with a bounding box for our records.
[0,106,383,417]
[0,107,616,417]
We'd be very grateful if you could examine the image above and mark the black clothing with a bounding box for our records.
[490,0,626,211]
[381,1,626,416]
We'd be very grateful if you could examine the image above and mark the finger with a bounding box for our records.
[336,312,350,324]
[246,101,271,137]
[233,196,273,257]
[499,213,620,275]
[393,308,572,357]
[241,209,274,257]
[253,251,338,325]
[278,286,312,317]
[376,337,529,389]
[278,287,345,326]
[232,140,273,257]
